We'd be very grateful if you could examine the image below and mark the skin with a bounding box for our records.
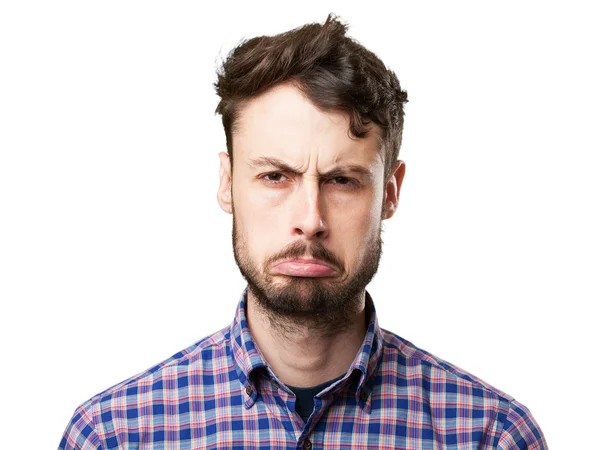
[217,83,405,388]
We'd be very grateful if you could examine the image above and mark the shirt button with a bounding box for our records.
[302,440,312,450]
[360,390,369,402]
[245,385,253,396]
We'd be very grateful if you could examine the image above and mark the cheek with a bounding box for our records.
[241,193,285,233]
[328,193,382,263]
[332,188,382,230]
[234,188,286,255]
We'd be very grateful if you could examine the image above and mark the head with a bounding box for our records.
[214,14,407,335]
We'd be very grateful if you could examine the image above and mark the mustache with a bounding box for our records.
[267,240,342,271]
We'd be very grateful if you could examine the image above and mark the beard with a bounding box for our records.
[231,203,384,337]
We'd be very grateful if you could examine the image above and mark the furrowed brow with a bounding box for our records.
[248,156,304,174]
[321,165,373,178]
[248,156,372,178]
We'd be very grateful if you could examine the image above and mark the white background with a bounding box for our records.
[1,1,598,448]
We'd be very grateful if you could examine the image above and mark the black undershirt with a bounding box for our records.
[286,373,345,422]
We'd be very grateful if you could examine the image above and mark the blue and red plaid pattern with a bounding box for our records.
[59,288,547,449]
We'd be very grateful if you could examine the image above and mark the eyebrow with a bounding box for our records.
[247,156,373,178]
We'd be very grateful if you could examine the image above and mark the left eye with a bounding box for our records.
[330,177,350,185]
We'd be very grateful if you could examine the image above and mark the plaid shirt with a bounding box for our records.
[59,288,547,449]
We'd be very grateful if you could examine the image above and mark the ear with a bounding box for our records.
[382,160,406,220]
[217,152,233,214]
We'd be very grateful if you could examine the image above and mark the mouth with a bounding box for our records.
[271,258,339,278]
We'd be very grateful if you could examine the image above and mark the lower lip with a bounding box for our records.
[272,261,338,277]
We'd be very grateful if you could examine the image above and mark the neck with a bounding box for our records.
[246,289,368,388]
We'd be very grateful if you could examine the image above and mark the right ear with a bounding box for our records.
[217,152,233,214]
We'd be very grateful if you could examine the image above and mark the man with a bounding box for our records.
[59,14,547,449]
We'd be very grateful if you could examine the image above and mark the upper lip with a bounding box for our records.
[274,258,338,271]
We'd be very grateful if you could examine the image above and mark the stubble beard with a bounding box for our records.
[231,203,384,338]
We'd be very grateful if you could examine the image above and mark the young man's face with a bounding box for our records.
[217,83,404,331]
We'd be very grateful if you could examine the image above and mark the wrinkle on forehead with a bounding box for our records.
[233,83,384,173]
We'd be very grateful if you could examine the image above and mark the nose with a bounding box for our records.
[290,178,329,240]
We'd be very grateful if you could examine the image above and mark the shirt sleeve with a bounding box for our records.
[58,405,103,450]
[498,400,548,449]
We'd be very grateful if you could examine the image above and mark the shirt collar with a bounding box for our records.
[229,287,384,405]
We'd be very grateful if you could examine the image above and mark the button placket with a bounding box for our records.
[243,383,257,409]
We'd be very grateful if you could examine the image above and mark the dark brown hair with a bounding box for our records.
[214,13,408,180]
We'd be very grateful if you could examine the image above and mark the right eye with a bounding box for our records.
[261,172,288,184]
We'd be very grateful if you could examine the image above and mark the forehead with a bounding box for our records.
[232,83,383,168]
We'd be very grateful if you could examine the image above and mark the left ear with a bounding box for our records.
[382,160,406,220]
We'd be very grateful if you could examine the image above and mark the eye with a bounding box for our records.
[261,172,288,184]
[330,176,351,185]
[328,176,358,189]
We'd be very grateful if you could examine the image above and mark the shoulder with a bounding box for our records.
[92,324,231,403]
[379,329,547,448]
[59,326,232,449]
[498,400,548,449]
[380,328,515,402]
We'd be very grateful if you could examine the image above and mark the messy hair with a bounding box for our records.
[214,13,408,180]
